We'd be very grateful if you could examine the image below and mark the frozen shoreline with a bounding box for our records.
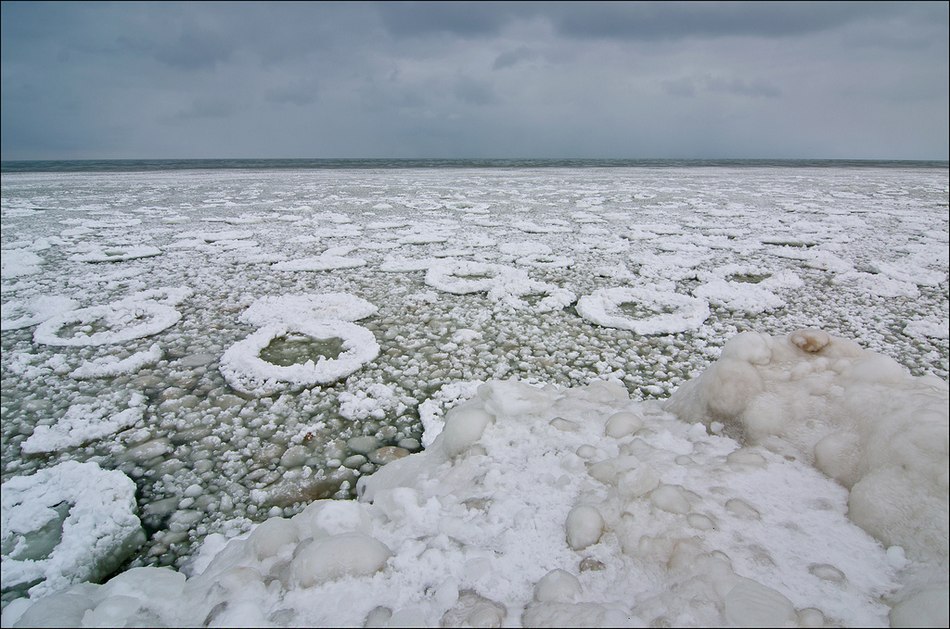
[3,328,947,627]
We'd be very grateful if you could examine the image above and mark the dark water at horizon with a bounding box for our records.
[2,157,948,174]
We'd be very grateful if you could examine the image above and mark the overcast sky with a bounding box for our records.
[1,1,947,160]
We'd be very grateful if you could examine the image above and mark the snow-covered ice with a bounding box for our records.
[1,164,947,627]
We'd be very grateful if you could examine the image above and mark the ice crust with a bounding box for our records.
[6,334,947,627]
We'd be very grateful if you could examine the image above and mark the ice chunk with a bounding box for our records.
[534,569,582,602]
[604,410,644,439]
[441,590,506,628]
[650,484,691,514]
[565,505,605,550]
[289,533,391,587]
[439,404,493,458]
[1,461,144,599]
[723,578,795,628]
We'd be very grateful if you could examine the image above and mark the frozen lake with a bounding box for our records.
[1,163,948,625]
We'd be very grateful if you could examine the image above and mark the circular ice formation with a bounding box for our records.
[240,292,378,327]
[425,261,527,295]
[576,287,710,335]
[33,301,182,347]
[219,320,380,396]
[1,461,145,599]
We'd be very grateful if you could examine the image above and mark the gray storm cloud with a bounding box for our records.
[1,1,946,160]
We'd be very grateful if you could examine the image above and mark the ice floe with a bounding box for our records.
[1,461,144,601]
[68,343,164,379]
[21,392,147,454]
[240,292,377,327]
[69,244,162,263]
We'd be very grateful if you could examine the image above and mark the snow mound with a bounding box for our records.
[219,320,380,396]
[1,461,144,601]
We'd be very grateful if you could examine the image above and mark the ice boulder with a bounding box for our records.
[290,533,392,587]
[564,505,605,550]
[1,461,145,601]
